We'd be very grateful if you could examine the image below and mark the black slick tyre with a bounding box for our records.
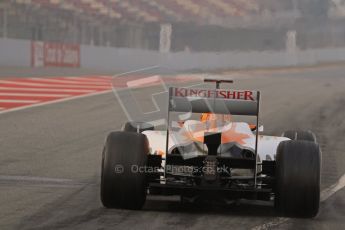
[275,140,321,218]
[101,131,149,210]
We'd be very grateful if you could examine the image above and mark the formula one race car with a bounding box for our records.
[101,78,321,218]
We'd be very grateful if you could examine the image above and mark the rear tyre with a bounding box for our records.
[123,121,154,133]
[282,130,317,143]
[275,140,321,217]
[101,131,149,209]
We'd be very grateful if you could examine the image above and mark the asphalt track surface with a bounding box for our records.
[1,65,345,230]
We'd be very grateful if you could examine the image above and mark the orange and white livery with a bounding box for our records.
[143,84,288,161]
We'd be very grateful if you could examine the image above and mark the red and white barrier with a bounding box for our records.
[31,41,80,68]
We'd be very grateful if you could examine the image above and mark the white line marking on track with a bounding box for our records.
[0,87,95,93]
[126,75,160,87]
[251,218,289,230]
[0,175,90,188]
[320,173,345,201]
[0,80,109,89]
[61,76,111,81]
[30,78,110,86]
[251,173,345,230]
[0,93,71,97]
[0,175,75,183]
[0,99,39,103]
[113,65,160,78]
[64,76,112,80]
[0,90,112,115]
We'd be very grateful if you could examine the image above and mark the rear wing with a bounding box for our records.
[169,87,260,116]
[166,86,261,186]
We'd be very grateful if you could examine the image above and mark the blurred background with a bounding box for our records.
[1,0,345,71]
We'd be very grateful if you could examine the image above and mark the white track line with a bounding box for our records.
[65,76,112,79]
[0,99,39,103]
[0,87,95,93]
[61,76,112,81]
[251,173,345,230]
[0,80,109,89]
[0,175,89,188]
[0,90,112,115]
[126,75,160,87]
[97,76,112,79]
[320,173,345,201]
[113,65,160,78]
[0,93,71,97]
[0,175,75,183]
[251,218,289,230]
[30,78,110,86]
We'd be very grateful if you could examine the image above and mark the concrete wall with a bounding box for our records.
[2,38,345,72]
[80,45,161,72]
[81,45,345,72]
[0,38,31,67]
